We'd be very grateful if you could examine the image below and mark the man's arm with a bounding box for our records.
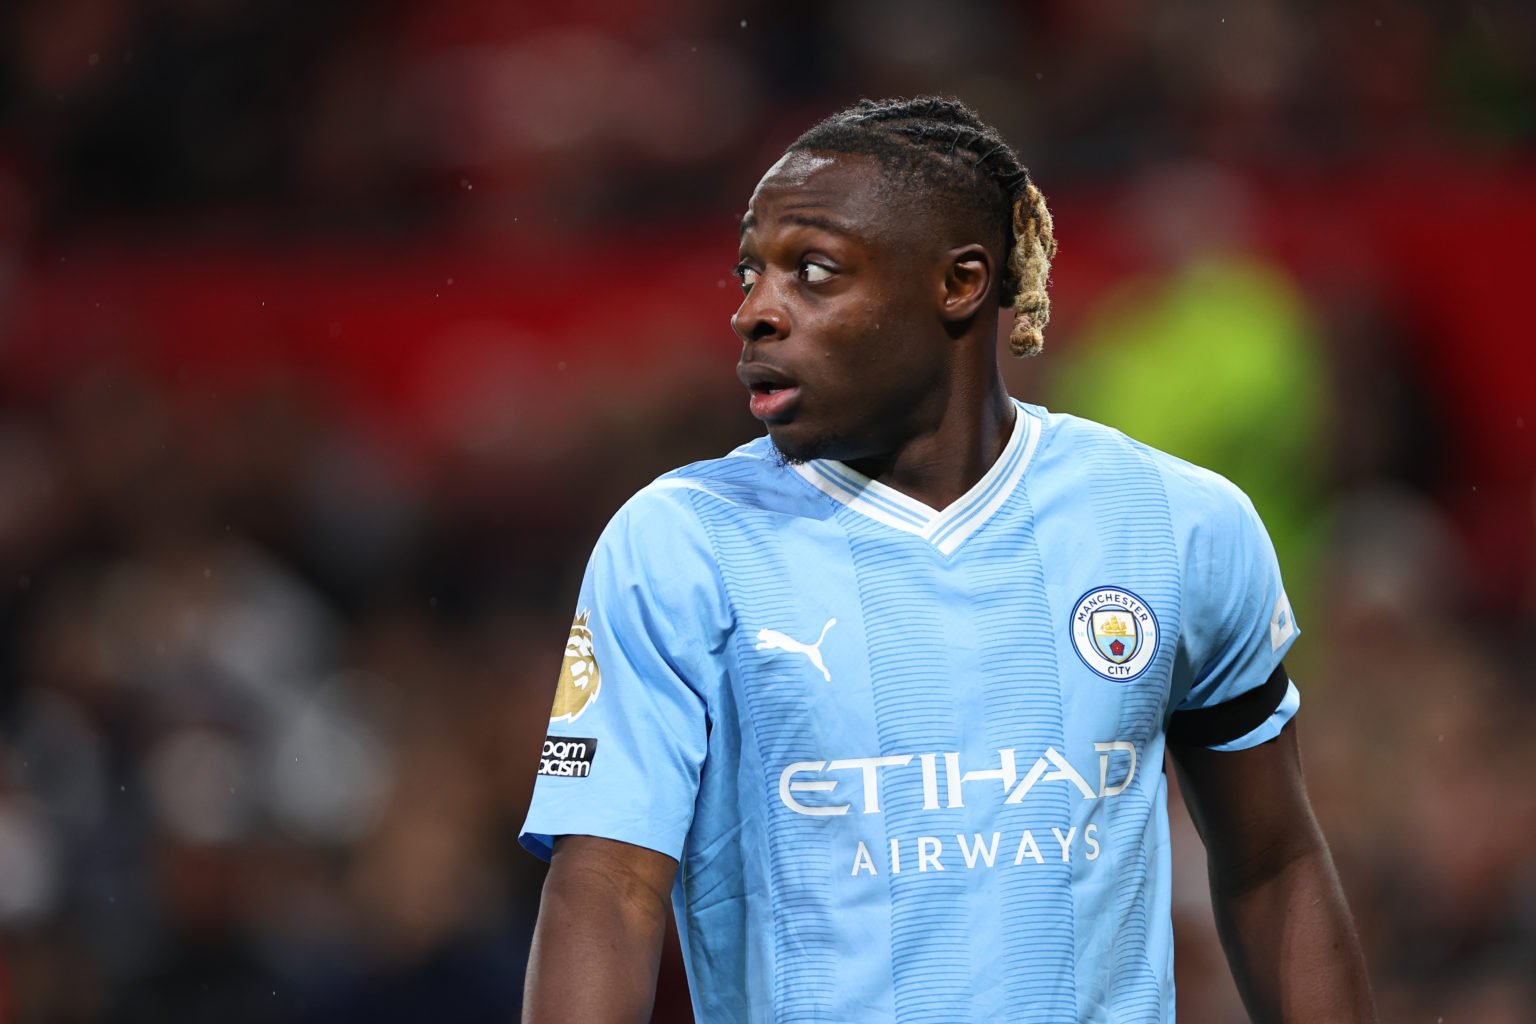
[523,835,679,1024]
[1169,720,1375,1023]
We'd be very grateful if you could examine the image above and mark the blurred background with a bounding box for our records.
[0,1,1532,1021]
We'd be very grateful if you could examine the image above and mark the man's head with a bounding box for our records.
[733,96,1056,465]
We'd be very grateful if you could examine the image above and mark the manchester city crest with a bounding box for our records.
[1071,588,1159,681]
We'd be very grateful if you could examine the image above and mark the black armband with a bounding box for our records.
[1167,662,1291,748]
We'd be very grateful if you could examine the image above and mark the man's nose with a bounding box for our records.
[731,287,788,343]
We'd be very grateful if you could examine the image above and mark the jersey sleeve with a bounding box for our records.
[519,486,723,862]
[1168,475,1301,751]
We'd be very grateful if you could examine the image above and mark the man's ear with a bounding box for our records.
[939,244,994,322]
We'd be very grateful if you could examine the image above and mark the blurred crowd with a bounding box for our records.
[3,0,1532,237]
[1,1,1534,1022]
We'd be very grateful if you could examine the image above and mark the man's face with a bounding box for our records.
[733,151,951,465]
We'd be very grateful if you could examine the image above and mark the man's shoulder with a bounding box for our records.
[1031,403,1250,511]
[610,435,817,533]
[653,435,785,491]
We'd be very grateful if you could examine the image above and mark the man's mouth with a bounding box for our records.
[739,363,801,423]
[748,382,800,421]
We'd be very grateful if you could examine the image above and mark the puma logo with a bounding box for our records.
[756,618,837,681]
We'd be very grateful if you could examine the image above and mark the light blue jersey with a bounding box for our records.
[522,401,1300,1023]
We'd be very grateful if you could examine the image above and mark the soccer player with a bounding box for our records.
[520,97,1374,1023]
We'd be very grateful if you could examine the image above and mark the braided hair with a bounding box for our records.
[785,96,1057,357]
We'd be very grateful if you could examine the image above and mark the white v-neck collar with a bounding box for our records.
[791,402,1041,556]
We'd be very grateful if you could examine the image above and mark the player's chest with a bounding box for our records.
[722,526,1181,754]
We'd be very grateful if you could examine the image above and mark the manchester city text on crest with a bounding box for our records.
[1070,587,1160,681]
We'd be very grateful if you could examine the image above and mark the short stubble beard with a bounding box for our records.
[769,430,849,467]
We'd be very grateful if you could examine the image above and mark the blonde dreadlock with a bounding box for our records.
[1007,183,1057,357]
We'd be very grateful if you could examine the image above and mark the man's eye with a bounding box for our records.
[800,262,833,283]
[733,264,760,291]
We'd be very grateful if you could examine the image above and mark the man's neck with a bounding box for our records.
[844,383,1016,512]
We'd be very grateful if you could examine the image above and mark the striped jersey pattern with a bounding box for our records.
[522,401,1300,1023]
